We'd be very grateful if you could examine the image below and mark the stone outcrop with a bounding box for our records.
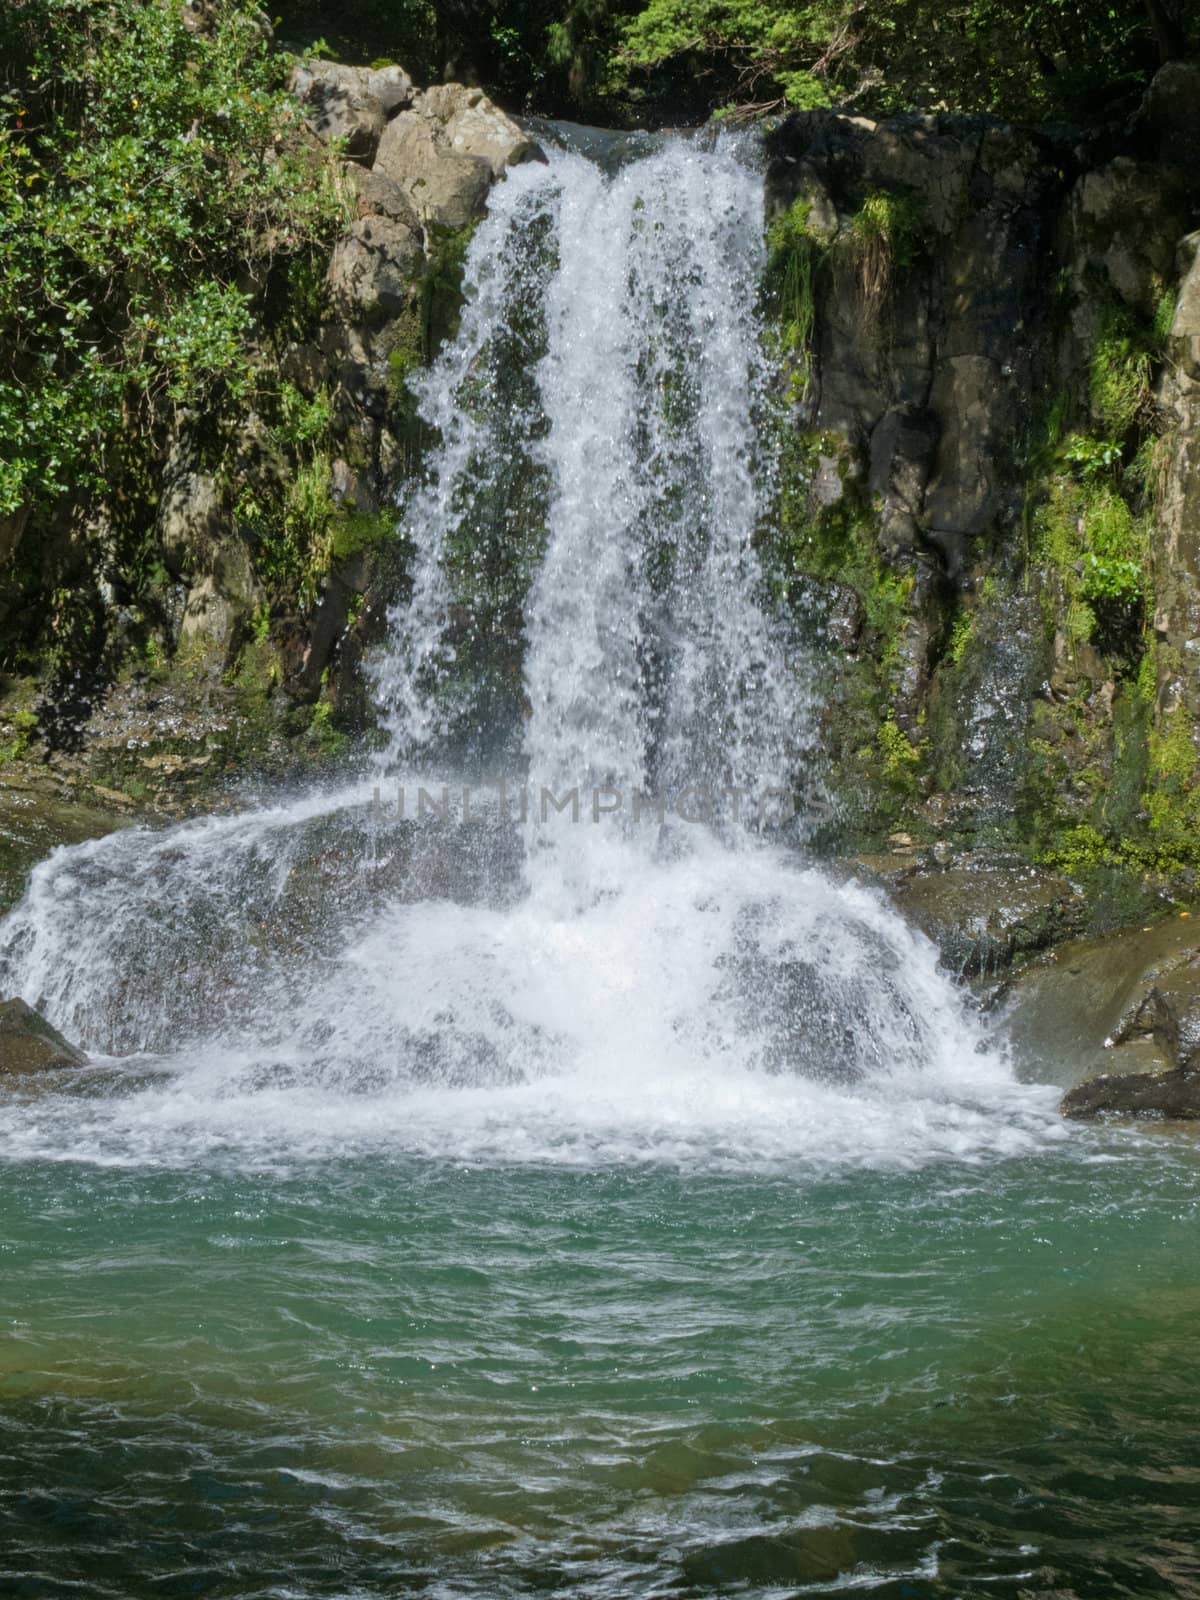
[883,862,1087,978]
[1152,231,1200,722]
[290,60,416,162]
[0,997,87,1074]
[0,67,543,816]
[1003,913,1200,1118]
[763,67,1200,879]
[1061,1064,1200,1119]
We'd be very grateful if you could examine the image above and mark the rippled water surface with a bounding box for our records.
[2,1135,1199,1598]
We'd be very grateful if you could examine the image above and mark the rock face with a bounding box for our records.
[884,863,1087,978]
[1003,914,1200,1118]
[0,65,545,814]
[762,71,1200,883]
[0,997,87,1074]
[1153,232,1200,723]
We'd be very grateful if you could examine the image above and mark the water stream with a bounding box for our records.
[0,133,1196,1598]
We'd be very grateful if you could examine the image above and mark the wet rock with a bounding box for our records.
[0,785,126,913]
[1061,1065,1200,1120]
[1002,914,1200,1115]
[884,863,1087,977]
[0,997,87,1075]
[1152,232,1200,721]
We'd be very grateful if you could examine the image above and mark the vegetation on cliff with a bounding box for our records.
[0,0,348,694]
[274,0,1195,123]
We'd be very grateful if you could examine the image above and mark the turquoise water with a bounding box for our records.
[2,1134,1198,1598]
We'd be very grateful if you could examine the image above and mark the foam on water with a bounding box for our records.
[0,133,1063,1173]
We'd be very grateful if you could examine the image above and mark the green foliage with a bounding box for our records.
[329,508,398,563]
[946,612,974,667]
[0,0,343,514]
[0,706,37,765]
[1062,434,1122,480]
[1038,472,1146,630]
[764,198,823,386]
[845,190,923,301]
[308,694,348,756]
[877,716,924,787]
[1078,487,1143,606]
[277,381,334,448]
[1151,287,1177,348]
[1089,309,1154,438]
[607,0,1189,123]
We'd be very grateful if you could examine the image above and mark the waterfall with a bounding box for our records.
[0,133,1059,1171]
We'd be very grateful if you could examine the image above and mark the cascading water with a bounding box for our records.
[0,133,1061,1170]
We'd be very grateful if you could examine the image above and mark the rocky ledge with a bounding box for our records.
[0,997,87,1075]
[1001,912,1200,1118]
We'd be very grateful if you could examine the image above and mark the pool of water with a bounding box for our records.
[2,1129,1198,1598]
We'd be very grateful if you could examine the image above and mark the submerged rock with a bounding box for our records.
[0,998,87,1075]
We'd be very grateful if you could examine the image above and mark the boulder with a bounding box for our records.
[351,168,422,230]
[0,997,87,1075]
[1001,913,1200,1118]
[1068,157,1189,317]
[290,60,415,164]
[1137,60,1200,185]
[1061,1065,1200,1120]
[373,84,540,230]
[884,863,1087,978]
[374,118,492,231]
[416,83,538,178]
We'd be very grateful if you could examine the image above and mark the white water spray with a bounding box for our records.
[0,134,1061,1170]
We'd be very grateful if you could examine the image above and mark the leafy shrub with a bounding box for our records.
[0,0,343,513]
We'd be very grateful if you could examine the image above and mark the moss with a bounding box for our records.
[758,424,931,842]
[877,717,925,789]
[1089,306,1153,437]
[845,188,924,302]
[308,696,348,757]
[946,612,974,667]
[1151,287,1177,349]
[1147,704,1200,836]
[421,223,477,356]
[765,198,825,391]
[328,508,398,564]
[0,706,38,765]
[1035,462,1147,653]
